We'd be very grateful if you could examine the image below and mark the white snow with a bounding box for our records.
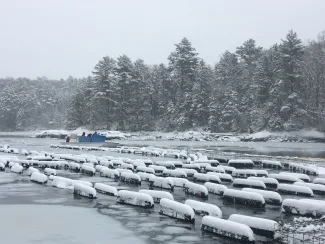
[232,169,257,178]
[206,165,225,173]
[81,164,96,174]
[242,188,282,204]
[233,179,266,189]
[120,172,141,182]
[223,189,265,204]
[262,160,282,168]
[68,162,81,170]
[160,198,195,219]
[313,178,325,185]
[282,199,325,217]
[182,163,200,171]
[26,167,40,176]
[116,168,133,175]
[99,161,114,168]
[0,162,5,170]
[277,184,314,196]
[228,214,278,232]
[193,172,210,182]
[121,162,134,171]
[100,168,119,178]
[30,172,48,184]
[117,190,154,207]
[201,216,255,242]
[149,177,174,190]
[178,168,198,177]
[52,176,74,189]
[166,177,188,187]
[207,172,233,182]
[94,183,118,196]
[139,189,174,202]
[185,199,222,217]
[204,182,228,195]
[148,165,166,173]
[294,182,325,193]
[247,177,279,187]
[279,172,310,182]
[254,169,268,177]
[73,183,96,199]
[136,166,155,174]
[44,167,56,176]
[10,164,23,173]
[185,182,208,197]
[163,169,187,178]
[137,172,153,181]
[269,173,303,183]
[154,161,175,169]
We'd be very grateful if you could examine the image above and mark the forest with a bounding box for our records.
[1,30,325,132]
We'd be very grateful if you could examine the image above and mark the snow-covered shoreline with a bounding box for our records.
[1,129,325,143]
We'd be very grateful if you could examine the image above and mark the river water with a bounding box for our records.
[0,137,325,244]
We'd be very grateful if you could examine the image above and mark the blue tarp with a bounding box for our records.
[78,134,106,143]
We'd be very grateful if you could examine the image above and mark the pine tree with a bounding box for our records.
[168,38,199,129]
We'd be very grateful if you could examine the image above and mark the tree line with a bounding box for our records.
[1,30,325,132]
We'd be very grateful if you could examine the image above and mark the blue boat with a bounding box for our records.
[78,134,106,143]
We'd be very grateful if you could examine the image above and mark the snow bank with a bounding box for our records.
[269,173,302,183]
[94,183,118,196]
[73,183,96,199]
[185,199,222,217]
[233,179,266,189]
[277,184,314,196]
[313,178,325,185]
[166,177,188,188]
[163,169,187,178]
[30,172,48,184]
[228,159,254,168]
[185,182,208,198]
[159,198,195,223]
[136,166,155,174]
[139,189,174,203]
[228,214,278,238]
[242,188,282,205]
[0,162,5,171]
[247,177,279,188]
[282,199,325,217]
[201,216,255,243]
[10,164,23,174]
[44,168,56,176]
[149,177,174,190]
[294,182,325,195]
[262,160,282,169]
[223,189,265,208]
[232,169,257,178]
[117,190,154,208]
[279,172,310,182]
[81,164,95,175]
[120,172,141,184]
[204,182,228,195]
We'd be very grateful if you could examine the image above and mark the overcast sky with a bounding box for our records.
[1,0,325,80]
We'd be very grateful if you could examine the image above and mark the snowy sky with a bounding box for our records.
[1,0,325,80]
